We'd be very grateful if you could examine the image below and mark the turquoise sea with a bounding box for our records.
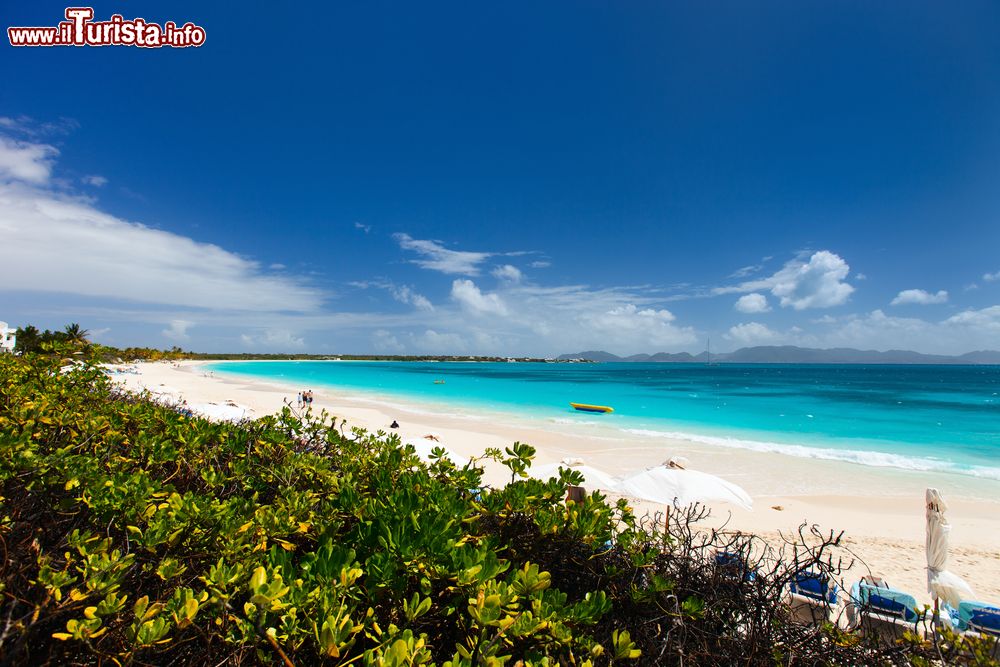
[209,361,1000,481]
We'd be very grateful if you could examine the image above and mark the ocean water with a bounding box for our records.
[209,361,1000,481]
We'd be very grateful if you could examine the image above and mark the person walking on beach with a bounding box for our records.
[296,391,303,409]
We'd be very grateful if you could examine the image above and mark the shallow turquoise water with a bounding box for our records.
[209,361,1000,480]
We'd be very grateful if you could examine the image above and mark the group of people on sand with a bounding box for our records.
[296,390,315,409]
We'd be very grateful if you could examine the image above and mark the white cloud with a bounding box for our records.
[372,329,404,353]
[240,329,305,350]
[352,280,434,311]
[412,329,467,354]
[714,306,1000,355]
[855,273,867,281]
[451,279,508,316]
[354,222,371,233]
[729,264,763,279]
[715,251,855,310]
[394,233,492,275]
[491,264,522,282]
[768,251,854,309]
[724,322,781,345]
[734,293,770,313]
[810,307,1000,354]
[891,289,948,306]
[390,284,434,311]
[943,305,1000,331]
[983,271,1000,282]
[337,280,700,356]
[0,134,709,356]
[530,260,551,269]
[0,115,78,138]
[0,135,58,184]
[472,330,503,350]
[162,319,192,342]
[0,138,324,313]
[578,304,694,348]
[82,174,108,187]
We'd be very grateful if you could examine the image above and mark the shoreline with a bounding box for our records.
[113,359,1000,605]
[205,360,1000,500]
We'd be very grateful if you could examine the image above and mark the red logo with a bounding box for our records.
[8,7,206,48]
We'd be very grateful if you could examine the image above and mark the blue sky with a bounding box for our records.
[2,1,1000,355]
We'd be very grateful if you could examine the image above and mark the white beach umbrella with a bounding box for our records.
[530,458,619,491]
[926,487,974,609]
[190,402,251,422]
[404,438,470,468]
[619,457,753,511]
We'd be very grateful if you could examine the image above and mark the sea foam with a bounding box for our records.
[622,428,1000,481]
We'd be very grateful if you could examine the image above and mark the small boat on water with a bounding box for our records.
[570,402,614,414]
[433,380,446,385]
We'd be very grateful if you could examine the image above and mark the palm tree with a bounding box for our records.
[63,323,90,345]
[15,325,40,354]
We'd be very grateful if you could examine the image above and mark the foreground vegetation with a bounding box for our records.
[0,354,995,665]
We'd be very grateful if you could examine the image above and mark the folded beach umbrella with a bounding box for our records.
[925,487,974,609]
[530,457,620,491]
[619,457,753,511]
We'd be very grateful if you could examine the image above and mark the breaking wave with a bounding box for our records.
[622,428,1000,481]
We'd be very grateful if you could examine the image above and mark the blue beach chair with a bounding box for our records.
[714,551,756,582]
[787,569,839,624]
[847,579,923,641]
[957,601,1000,637]
[933,601,1000,660]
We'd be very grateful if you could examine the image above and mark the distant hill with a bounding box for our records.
[557,350,623,362]
[557,346,1000,365]
[957,350,1000,364]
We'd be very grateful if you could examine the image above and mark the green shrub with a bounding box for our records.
[0,354,995,665]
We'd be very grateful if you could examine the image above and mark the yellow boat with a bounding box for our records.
[570,402,614,414]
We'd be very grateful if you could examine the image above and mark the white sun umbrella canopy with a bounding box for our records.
[190,402,252,422]
[926,488,974,609]
[530,457,620,491]
[404,438,470,468]
[619,457,753,511]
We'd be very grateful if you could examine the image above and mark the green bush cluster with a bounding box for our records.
[0,355,649,665]
[1,354,996,665]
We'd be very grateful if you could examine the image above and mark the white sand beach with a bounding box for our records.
[113,360,1000,606]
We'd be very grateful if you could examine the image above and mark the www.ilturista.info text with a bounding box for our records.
[8,8,206,48]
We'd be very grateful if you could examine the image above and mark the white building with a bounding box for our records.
[0,322,16,354]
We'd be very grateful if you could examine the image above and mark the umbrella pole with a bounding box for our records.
[663,505,670,547]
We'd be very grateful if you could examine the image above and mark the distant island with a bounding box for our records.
[558,345,1000,365]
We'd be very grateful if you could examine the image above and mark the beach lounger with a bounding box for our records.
[934,602,1000,659]
[847,579,923,642]
[787,569,838,625]
[713,551,756,583]
[956,601,1000,637]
